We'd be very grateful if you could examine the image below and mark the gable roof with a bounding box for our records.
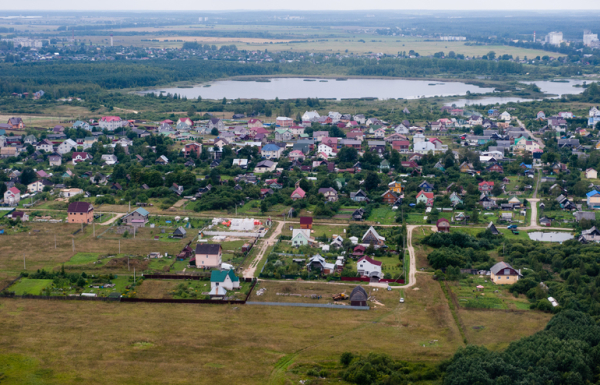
[357,256,382,266]
[68,202,92,213]
[299,216,313,225]
[210,269,239,283]
[195,243,222,255]
[350,285,368,302]
[291,187,306,198]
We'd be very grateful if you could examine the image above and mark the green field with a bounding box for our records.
[63,253,100,266]
[449,276,532,310]
[8,278,53,295]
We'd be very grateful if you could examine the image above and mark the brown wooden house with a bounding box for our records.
[300,216,313,229]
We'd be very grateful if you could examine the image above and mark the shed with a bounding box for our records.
[173,227,187,239]
[350,286,368,307]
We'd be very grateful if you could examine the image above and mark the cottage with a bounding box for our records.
[67,202,94,224]
[291,229,314,246]
[122,207,149,228]
[478,181,495,194]
[586,168,598,179]
[350,189,368,202]
[48,154,62,166]
[254,160,277,173]
[416,190,434,207]
[356,256,383,279]
[3,187,21,205]
[173,227,187,239]
[211,269,240,291]
[306,254,338,274]
[487,222,500,235]
[208,118,224,131]
[193,244,222,269]
[381,190,399,205]
[261,144,283,159]
[72,152,92,165]
[436,218,450,233]
[490,262,521,285]
[350,286,368,307]
[99,116,125,131]
[587,190,600,209]
[291,187,306,201]
[9,211,29,221]
[362,226,385,246]
[318,187,338,202]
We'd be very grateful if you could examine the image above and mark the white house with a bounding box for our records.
[27,180,45,193]
[328,111,342,123]
[261,144,283,159]
[57,139,78,155]
[3,187,21,205]
[210,269,240,291]
[413,141,437,154]
[254,160,278,173]
[317,143,335,158]
[356,256,383,279]
[413,133,426,143]
[35,139,54,152]
[60,188,84,198]
[499,111,511,121]
[99,116,126,131]
[302,110,320,122]
[586,168,598,179]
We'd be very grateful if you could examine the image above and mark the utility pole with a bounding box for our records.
[54,235,56,249]
[72,238,74,252]
[128,256,130,271]
[134,268,136,284]
[23,253,26,270]
[93,223,95,237]
[119,240,121,254]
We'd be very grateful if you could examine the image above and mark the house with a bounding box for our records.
[379,159,390,172]
[99,116,125,131]
[67,202,94,224]
[261,144,283,159]
[193,244,222,269]
[184,142,202,158]
[27,180,52,193]
[416,191,434,207]
[289,125,305,136]
[317,143,336,158]
[388,181,403,194]
[478,181,495,194]
[288,150,305,161]
[247,118,263,128]
[479,194,497,209]
[155,155,169,165]
[499,111,511,121]
[418,181,434,193]
[72,152,92,165]
[35,139,54,152]
[276,117,294,127]
[350,286,368,307]
[306,255,338,274]
[4,187,21,205]
[292,229,315,247]
[352,208,365,221]
[177,117,193,127]
[381,190,399,205]
[255,160,277,173]
[362,226,385,246]
[101,154,118,165]
[7,117,24,129]
[539,216,552,227]
[487,164,504,174]
[208,118,224,131]
[232,159,248,169]
[274,129,293,141]
[8,211,29,221]
[350,189,368,202]
[487,222,500,235]
[556,194,576,210]
[302,111,320,122]
[587,190,600,209]
[449,192,463,206]
[210,269,240,291]
[537,111,546,119]
[575,211,596,222]
[436,218,450,233]
[392,140,410,152]
[291,187,306,201]
[57,139,77,155]
[318,187,338,202]
[122,207,149,228]
[586,168,598,179]
[356,256,383,279]
[48,154,62,166]
[60,188,83,198]
[299,216,313,230]
[490,262,521,285]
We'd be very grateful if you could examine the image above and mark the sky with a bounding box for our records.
[2,0,600,11]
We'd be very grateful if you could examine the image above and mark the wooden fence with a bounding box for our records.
[0,293,120,302]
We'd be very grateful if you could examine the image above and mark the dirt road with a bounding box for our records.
[243,220,284,279]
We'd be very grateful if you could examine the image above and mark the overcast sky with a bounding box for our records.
[2,0,600,11]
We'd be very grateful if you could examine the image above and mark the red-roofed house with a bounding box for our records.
[357,256,383,279]
[4,187,21,205]
[478,181,495,193]
[416,190,434,207]
[72,152,92,165]
[99,116,125,131]
[177,117,193,127]
[288,150,305,161]
[392,140,410,152]
[249,126,269,135]
[67,202,94,224]
[436,218,450,233]
[291,187,306,201]
[247,118,263,129]
[184,142,202,158]
[299,216,313,229]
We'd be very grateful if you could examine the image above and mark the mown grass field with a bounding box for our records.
[7,278,53,295]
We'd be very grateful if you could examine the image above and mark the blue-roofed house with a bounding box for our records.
[121,207,150,228]
[520,163,533,169]
[73,120,91,131]
[587,190,600,209]
[261,144,283,159]
[418,181,434,192]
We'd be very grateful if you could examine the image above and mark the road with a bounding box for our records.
[242,220,284,279]
[99,213,124,226]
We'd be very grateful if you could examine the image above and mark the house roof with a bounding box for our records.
[68,202,92,213]
[416,190,434,199]
[195,243,221,255]
[262,144,281,152]
[436,218,450,226]
[7,187,20,194]
[291,187,306,198]
[490,262,519,276]
[299,216,313,225]
[210,269,239,283]
[362,226,385,242]
[357,256,382,266]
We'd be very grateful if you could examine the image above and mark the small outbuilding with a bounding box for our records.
[350,285,368,307]
[436,218,450,233]
[173,227,187,239]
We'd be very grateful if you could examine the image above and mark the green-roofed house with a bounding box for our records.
[379,159,390,172]
[275,129,292,141]
[121,207,150,228]
[210,269,240,291]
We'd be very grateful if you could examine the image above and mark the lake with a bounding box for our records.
[446,79,586,107]
[139,78,496,100]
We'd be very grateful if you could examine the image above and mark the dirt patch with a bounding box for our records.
[105,257,149,270]
[135,280,177,299]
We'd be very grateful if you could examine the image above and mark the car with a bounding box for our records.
[507,225,518,229]
[399,298,405,303]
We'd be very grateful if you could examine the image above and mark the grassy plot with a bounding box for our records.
[63,252,100,266]
[449,276,532,310]
[8,278,53,295]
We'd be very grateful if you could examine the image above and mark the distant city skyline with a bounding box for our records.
[1,0,600,11]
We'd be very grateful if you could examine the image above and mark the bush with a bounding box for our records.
[341,352,355,367]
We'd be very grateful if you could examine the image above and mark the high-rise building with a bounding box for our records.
[584,30,599,47]
[545,31,563,46]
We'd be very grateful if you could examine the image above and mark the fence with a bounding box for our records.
[142,274,254,283]
[340,277,405,284]
[246,301,370,310]
[203,231,265,238]
[0,293,121,302]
